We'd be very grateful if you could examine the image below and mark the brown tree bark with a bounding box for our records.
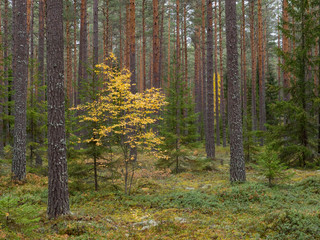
[66,1,73,107]
[282,0,289,101]
[12,0,28,181]
[241,0,247,116]
[167,6,171,87]
[46,0,70,219]
[201,0,207,142]
[0,7,4,155]
[38,0,45,102]
[183,2,188,87]
[125,3,130,69]
[219,0,226,147]
[159,1,165,88]
[277,16,281,100]
[3,0,9,146]
[258,0,266,137]
[206,0,215,159]
[250,0,257,132]
[129,0,136,93]
[225,0,246,183]
[153,0,160,88]
[142,0,146,90]
[120,2,123,69]
[214,0,220,146]
[92,0,99,191]
[73,0,77,106]
[77,0,88,106]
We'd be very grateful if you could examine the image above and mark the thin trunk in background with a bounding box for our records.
[153,0,160,88]
[214,0,220,146]
[219,0,226,147]
[250,0,257,132]
[206,0,215,159]
[258,0,266,140]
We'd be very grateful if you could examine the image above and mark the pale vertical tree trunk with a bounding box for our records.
[12,0,28,181]
[225,0,246,183]
[47,0,70,219]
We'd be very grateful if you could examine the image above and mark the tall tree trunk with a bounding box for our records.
[66,1,73,107]
[225,0,246,183]
[3,0,9,146]
[241,0,247,116]
[73,0,77,106]
[142,0,146,90]
[0,7,4,156]
[153,0,160,88]
[46,0,70,219]
[201,0,207,143]
[38,0,45,102]
[258,0,266,141]
[125,3,130,69]
[183,2,188,87]
[250,0,257,132]
[214,0,220,146]
[277,16,281,101]
[29,0,35,164]
[167,7,171,87]
[282,0,289,101]
[12,0,28,181]
[119,2,123,69]
[159,1,165,88]
[92,0,99,191]
[206,0,215,159]
[129,0,136,93]
[219,0,226,147]
[77,0,88,107]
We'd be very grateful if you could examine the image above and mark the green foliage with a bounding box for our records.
[158,65,200,173]
[0,194,41,235]
[260,210,320,239]
[256,149,290,186]
[130,190,219,213]
[270,0,320,167]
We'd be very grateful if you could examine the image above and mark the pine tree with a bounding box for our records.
[269,0,320,167]
[225,0,246,182]
[47,0,70,219]
[12,0,28,181]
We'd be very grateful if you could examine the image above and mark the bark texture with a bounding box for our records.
[153,0,160,88]
[46,0,70,219]
[206,0,215,159]
[225,0,246,182]
[12,0,28,181]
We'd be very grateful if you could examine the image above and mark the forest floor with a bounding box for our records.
[0,146,320,239]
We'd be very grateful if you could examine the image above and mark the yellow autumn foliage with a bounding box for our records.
[73,54,168,159]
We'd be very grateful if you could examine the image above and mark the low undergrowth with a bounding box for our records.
[0,148,319,239]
